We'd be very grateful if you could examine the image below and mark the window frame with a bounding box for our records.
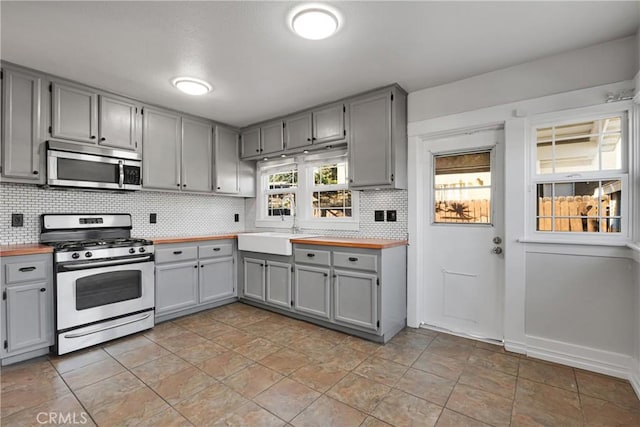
[255,150,360,231]
[527,103,632,243]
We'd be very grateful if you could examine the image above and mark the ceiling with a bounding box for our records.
[1,1,639,127]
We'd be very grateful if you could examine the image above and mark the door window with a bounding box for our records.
[433,151,492,224]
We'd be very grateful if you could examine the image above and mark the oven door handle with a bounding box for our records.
[60,256,153,271]
[63,312,152,339]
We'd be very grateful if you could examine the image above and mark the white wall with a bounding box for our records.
[408,35,639,382]
[409,36,638,123]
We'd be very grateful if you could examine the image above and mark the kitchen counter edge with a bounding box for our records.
[0,244,54,257]
[290,237,408,249]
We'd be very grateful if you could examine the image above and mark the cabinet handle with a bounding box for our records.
[312,137,317,141]
[348,257,358,262]
[307,253,315,258]
[33,170,38,175]
[173,251,183,255]
[183,184,186,188]
[176,184,180,187]
[213,248,221,252]
[307,138,311,141]
[100,137,106,141]
[256,149,260,152]
[217,187,221,190]
[90,135,96,140]
[194,265,198,269]
[200,265,204,268]
[323,273,328,277]
[19,266,36,272]
[40,288,46,292]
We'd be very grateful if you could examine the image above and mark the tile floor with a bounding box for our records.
[1,302,639,426]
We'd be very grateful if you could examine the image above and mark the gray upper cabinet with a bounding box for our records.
[98,95,138,151]
[284,113,313,150]
[1,65,47,182]
[181,117,212,193]
[313,103,345,144]
[214,126,240,194]
[142,107,181,190]
[349,87,407,190]
[260,121,284,155]
[51,81,98,143]
[240,127,260,158]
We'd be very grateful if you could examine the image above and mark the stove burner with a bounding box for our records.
[51,238,153,252]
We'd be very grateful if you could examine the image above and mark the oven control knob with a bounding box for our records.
[139,247,146,253]
[85,252,92,258]
[129,248,136,254]
[72,252,80,259]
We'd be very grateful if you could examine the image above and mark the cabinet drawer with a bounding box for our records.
[333,252,378,272]
[294,248,331,266]
[5,260,48,284]
[199,243,233,259]
[155,246,197,264]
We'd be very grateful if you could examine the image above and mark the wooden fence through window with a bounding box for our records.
[434,200,490,223]
[537,195,616,232]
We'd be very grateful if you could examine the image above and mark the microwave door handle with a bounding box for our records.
[118,161,124,188]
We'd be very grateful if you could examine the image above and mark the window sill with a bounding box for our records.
[517,237,630,247]
[255,219,360,232]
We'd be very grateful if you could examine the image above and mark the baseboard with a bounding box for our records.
[630,369,640,400]
[504,340,526,355]
[526,335,632,380]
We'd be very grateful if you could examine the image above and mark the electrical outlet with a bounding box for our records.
[234,213,240,222]
[11,213,23,227]
[386,210,397,222]
[374,210,385,222]
[149,213,157,224]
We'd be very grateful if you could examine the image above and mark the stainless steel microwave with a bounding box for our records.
[46,140,142,191]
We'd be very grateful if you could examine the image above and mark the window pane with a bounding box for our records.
[536,180,621,232]
[313,163,348,186]
[434,151,491,224]
[268,170,297,190]
[536,116,623,174]
[312,190,352,218]
[267,193,296,217]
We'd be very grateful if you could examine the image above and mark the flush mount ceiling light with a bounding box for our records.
[172,77,212,96]
[290,5,341,40]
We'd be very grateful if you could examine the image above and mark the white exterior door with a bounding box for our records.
[421,128,505,341]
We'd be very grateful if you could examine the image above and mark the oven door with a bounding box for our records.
[47,149,141,190]
[56,258,154,330]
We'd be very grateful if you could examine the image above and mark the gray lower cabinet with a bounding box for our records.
[333,269,377,331]
[294,265,330,319]
[1,65,48,183]
[1,254,54,364]
[155,240,237,321]
[199,257,235,304]
[240,243,407,343]
[348,85,407,190]
[155,261,198,315]
[266,261,292,309]
[142,107,181,190]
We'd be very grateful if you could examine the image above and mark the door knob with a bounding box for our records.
[493,237,502,244]
[491,247,503,255]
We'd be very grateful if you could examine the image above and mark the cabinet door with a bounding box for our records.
[313,104,345,144]
[1,67,44,180]
[155,261,198,315]
[349,92,392,187]
[51,82,98,143]
[243,257,265,301]
[99,95,137,151]
[182,117,212,193]
[333,269,378,331]
[260,121,284,155]
[240,127,260,158]
[214,126,239,194]
[199,257,235,304]
[142,107,181,190]
[294,265,330,319]
[5,282,51,354]
[284,113,312,150]
[266,261,292,309]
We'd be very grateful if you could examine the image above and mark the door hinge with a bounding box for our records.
[291,266,294,272]
[291,300,294,306]
[2,290,5,300]
[48,126,52,134]
[140,108,144,115]
[343,129,346,136]
[390,93,394,101]
[343,105,346,113]
[135,141,138,149]
[283,122,286,128]
[3,340,7,350]
[376,278,380,286]
[390,174,394,182]
[376,320,380,328]
[0,70,3,79]
[49,83,52,92]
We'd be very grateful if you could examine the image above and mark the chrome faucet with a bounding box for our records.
[282,194,299,234]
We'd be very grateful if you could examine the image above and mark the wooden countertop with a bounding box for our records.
[147,234,238,244]
[0,243,54,257]
[290,236,408,249]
